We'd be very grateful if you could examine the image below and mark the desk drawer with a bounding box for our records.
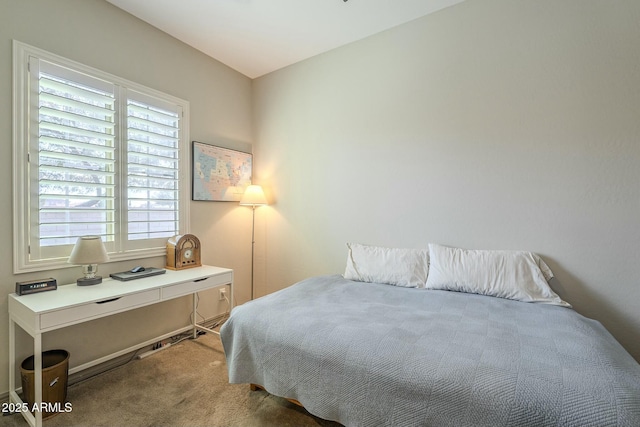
[40,289,160,329]
[162,274,229,300]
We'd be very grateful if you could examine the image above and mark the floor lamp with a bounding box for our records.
[240,185,267,300]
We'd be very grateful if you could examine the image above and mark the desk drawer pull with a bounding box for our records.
[96,297,121,304]
[194,277,208,282]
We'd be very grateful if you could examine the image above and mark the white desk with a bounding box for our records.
[8,265,233,427]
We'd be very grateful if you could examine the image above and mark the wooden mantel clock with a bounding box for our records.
[166,234,202,270]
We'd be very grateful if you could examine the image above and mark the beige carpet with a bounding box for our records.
[2,333,342,427]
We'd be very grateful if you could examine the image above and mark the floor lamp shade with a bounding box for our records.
[239,185,267,206]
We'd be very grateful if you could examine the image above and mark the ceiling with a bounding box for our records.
[105,0,464,79]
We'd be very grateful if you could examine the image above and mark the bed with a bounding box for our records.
[220,244,640,426]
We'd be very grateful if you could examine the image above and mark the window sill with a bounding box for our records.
[13,247,166,275]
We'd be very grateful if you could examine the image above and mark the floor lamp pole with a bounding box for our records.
[239,184,267,302]
[250,205,256,300]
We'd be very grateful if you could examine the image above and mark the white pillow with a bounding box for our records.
[344,243,429,288]
[425,244,570,307]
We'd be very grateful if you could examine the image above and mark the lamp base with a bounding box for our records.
[77,276,103,286]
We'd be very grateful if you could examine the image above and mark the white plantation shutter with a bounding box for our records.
[125,92,181,248]
[14,42,189,272]
[32,60,117,260]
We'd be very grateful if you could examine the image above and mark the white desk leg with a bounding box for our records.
[34,333,43,427]
[8,317,15,401]
[192,293,198,339]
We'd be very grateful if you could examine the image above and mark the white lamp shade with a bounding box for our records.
[239,185,267,206]
[68,236,110,265]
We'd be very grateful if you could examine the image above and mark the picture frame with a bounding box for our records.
[192,141,252,201]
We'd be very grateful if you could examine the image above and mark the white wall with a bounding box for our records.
[0,0,253,394]
[252,0,640,361]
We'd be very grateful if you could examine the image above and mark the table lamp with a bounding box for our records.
[68,236,110,286]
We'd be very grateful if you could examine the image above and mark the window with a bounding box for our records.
[13,41,190,273]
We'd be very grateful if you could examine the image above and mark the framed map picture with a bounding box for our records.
[192,141,252,201]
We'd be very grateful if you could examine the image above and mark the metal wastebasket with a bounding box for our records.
[20,349,69,420]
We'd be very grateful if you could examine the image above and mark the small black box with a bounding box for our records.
[16,278,57,296]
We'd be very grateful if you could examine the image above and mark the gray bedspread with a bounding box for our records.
[220,275,640,426]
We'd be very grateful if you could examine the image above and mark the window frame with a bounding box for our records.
[12,40,191,274]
